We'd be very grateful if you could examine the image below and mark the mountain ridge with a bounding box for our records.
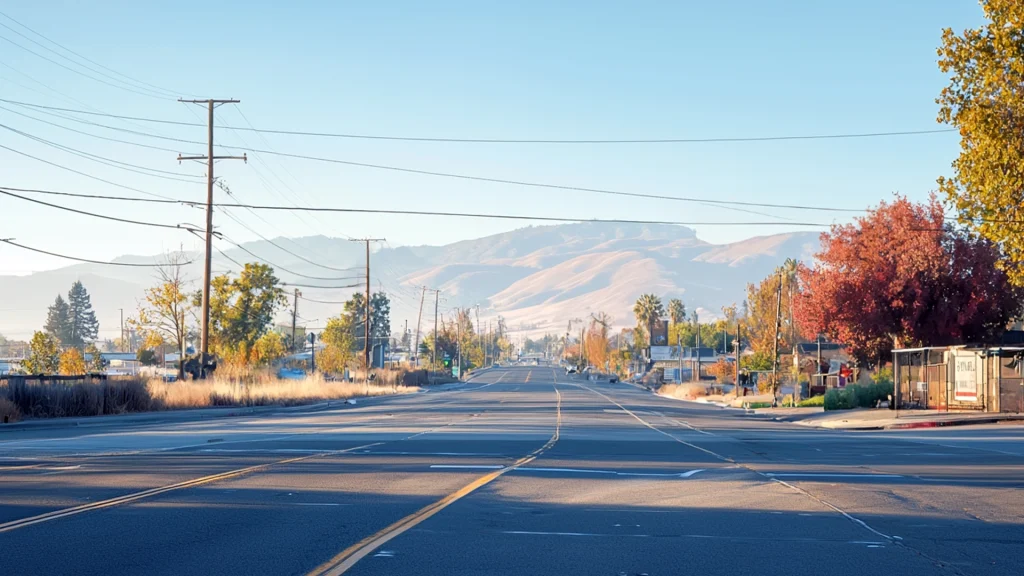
[0,223,819,341]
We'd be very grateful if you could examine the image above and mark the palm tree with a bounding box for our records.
[668,298,686,325]
[633,294,665,349]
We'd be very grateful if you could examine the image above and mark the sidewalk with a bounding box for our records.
[751,406,1024,430]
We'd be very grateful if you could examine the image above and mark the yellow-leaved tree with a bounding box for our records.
[937,0,1024,284]
[58,347,86,375]
[130,253,195,380]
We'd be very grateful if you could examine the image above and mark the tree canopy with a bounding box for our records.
[24,331,60,374]
[795,195,1021,366]
[67,281,99,348]
[203,263,286,362]
[937,0,1024,285]
[132,254,195,379]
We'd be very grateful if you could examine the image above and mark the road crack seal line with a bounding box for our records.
[308,384,563,576]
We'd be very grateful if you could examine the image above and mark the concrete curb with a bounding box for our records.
[884,416,1024,430]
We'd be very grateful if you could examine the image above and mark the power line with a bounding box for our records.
[0,188,200,231]
[0,98,954,143]
[0,143,176,200]
[0,185,179,204]
[0,238,192,267]
[0,31,169,100]
[216,203,832,227]
[244,152,862,214]
[218,234,367,281]
[0,99,858,214]
[298,295,355,305]
[0,185,835,226]
[0,122,203,182]
[0,9,186,97]
[0,103,183,153]
[282,282,363,290]
[0,23,169,98]
[219,207,359,273]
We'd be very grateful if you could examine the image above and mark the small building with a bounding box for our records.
[893,346,1023,413]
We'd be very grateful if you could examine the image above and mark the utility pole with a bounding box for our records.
[735,320,741,397]
[693,312,700,383]
[414,287,426,367]
[177,98,246,378]
[772,269,784,404]
[349,239,384,375]
[291,289,300,352]
[119,308,124,353]
[433,289,440,368]
[456,313,462,380]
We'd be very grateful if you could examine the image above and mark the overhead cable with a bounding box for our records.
[0,98,954,144]
[0,239,192,267]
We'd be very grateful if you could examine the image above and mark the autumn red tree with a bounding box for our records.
[795,195,1021,366]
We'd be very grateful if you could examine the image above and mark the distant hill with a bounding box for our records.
[0,223,819,341]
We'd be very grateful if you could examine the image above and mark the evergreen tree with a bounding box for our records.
[66,281,99,349]
[44,294,71,346]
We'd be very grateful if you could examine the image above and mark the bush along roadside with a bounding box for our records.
[824,381,891,411]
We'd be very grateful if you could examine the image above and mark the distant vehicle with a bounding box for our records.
[492,362,501,368]
[565,367,577,374]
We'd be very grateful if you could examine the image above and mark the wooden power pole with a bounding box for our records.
[414,287,426,367]
[349,238,384,374]
[291,288,300,352]
[177,98,245,377]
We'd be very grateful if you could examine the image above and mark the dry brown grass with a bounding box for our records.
[0,397,21,423]
[0,369,417,420]
[147,373,417,409]
[657,382,709,400]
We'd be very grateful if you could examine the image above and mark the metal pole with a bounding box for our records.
[772,270,783,403]
[433,290,439,368]
[457,313,462,380]
[693,312,700,383]
[291,288,299,353]
[735,320,741,397]
[365,241,371,373]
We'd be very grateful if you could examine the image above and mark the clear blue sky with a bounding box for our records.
[0,0,984,274]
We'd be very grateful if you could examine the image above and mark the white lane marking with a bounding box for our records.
[504,530,649,538]
[764,473,903,479]
[293,503,351,507]
[372,550,395,558]
[428,465,505,470]
[200,449,323,454]
[363,451,508,457]
[515,467,706,478]
[673,419,714,435]
[575,382,900,543]
[503,531,888,546]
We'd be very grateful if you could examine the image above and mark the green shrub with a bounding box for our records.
[798,395,824,407]
[824,382,892,410]
[871,367,894,386]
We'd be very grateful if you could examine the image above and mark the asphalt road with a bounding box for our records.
[1,366,1022,575]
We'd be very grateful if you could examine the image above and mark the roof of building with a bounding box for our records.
[794,342,844,354]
